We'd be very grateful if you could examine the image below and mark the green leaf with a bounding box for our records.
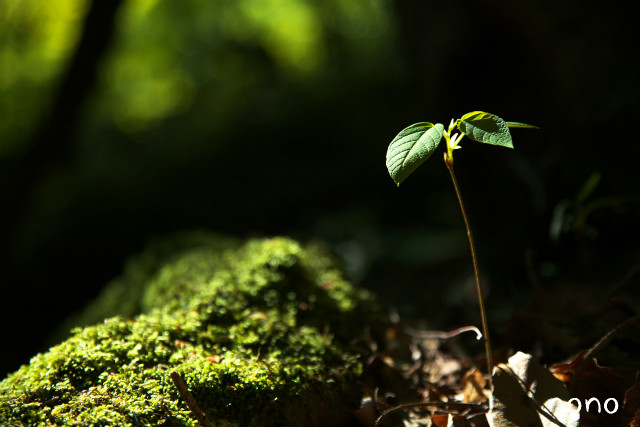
[386,122,444,185]
[459,111,513,148]
[506,121,539,129]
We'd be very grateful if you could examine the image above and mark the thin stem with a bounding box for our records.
[444,153,494,387]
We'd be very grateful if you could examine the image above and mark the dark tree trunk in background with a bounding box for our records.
[29,0,124,169]
[0,0,125,378]
[2,0,124,220]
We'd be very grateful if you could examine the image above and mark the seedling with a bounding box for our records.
[386,111,537,386]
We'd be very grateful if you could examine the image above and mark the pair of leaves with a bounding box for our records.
[385,111,537,185]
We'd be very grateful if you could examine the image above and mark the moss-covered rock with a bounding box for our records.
[0,234,379,426]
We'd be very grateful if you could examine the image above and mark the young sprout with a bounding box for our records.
[386,111,537,388]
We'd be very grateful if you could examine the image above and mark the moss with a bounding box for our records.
[0,235,379,426]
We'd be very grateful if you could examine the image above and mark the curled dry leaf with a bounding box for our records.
[488,352,580,427]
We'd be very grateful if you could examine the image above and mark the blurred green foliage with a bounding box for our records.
[1,0,394,149]
[0,0,89,155]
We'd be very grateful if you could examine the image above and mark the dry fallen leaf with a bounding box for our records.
[551,352,634,426]
[488,351,580,427]
[461,368,489,403]
[624,383,640,427]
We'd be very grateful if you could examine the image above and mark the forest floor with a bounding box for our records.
[357,265,640,427]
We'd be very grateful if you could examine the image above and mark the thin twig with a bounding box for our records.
[524,248,542,292]
[404,325,483,341]
[497,364,569,427]
[375,400,486,426]
[608,261,640,298]
[170,371,213,427]
[569,313,640,394]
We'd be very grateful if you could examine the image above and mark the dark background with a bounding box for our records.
[1,0,639,378]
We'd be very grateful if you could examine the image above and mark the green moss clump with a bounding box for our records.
[0,235,379,426]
